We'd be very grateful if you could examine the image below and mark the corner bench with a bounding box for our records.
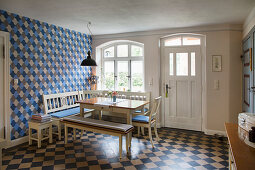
[61,116,134,159]
[43,91,93,140]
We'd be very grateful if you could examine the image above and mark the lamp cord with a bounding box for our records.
[87,21,93,45]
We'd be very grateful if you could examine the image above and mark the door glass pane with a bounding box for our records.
[169,53,174,75]
[191,52,195,76]
[117,45,128,57]
[104,61,114,90]
[165,37,181,46]
[117,61,129,91]
[104,46,114,58]
[183,37,200,45]
[176,53,188,76]
[131,45,143,56]
[131,61,143,92]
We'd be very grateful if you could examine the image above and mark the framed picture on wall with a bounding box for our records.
[212,55,222,72]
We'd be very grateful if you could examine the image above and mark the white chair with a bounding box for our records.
[132,96,162,147]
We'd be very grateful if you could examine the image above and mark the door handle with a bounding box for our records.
[166,84,171,98]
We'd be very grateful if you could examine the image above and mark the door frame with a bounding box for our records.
[0,31,11,144]
[160,33,207,132]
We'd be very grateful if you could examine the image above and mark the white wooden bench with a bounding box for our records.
[61,116,134,159]
[42,91,93,140]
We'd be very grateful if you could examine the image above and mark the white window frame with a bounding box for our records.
[100,42,144,92]
[164,34,201,47]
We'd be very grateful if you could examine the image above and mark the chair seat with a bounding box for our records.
[132,115,150,123]
[135,108,149,114]
[50,107,92,118]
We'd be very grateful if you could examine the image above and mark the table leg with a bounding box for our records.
[80,106,84,136]
[58,122,61,140]
[119,135,122,159]
[49,124,53,143]
[126,135,129,154]
[64,124,68,144]
[126,111,132,149]
[29,127,32,145]
[38,129,41,148]
[141,105,145,135]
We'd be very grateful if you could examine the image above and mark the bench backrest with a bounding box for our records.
[43,91,81,114]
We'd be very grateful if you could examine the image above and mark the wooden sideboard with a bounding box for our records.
[225,123,255,170]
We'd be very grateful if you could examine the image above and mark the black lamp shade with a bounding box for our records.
[81,51,97,66]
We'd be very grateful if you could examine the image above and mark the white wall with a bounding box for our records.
[93,24,243,134]
[243,6,255,38]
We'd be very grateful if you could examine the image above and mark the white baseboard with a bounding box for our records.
[204,129,226,137]
[5,136,29,149]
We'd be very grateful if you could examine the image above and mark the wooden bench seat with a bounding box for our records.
[61,116,134,159]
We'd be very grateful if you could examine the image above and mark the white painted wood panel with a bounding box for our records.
[164,46,202,131]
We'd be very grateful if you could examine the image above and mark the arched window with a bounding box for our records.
[164,35,201,46]
[98,41,144,92]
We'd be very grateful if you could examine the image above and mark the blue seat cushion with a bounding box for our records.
[50,107,92,118]
[132,115,149,123]
[135,108,149,113]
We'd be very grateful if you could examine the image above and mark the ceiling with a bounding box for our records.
[0,0,254,35]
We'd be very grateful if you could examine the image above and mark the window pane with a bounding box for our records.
[104,47,114,58]
[164,37,181,46]
[131,45,143,56]
[117,45,128,57]
[104,61,114,90]
[117,61,129,91]
[131,61,143,92]
[169,53,174,75]
[183,37,200,45]
[191,52,195,76]
[176,53,188,76]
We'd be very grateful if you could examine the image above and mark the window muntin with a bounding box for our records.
[102,43,144,92]
[164,36,201,46]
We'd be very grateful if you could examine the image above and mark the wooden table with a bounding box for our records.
[76,97,150,148]
[225,123,255,170]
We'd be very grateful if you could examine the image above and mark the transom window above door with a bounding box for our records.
[100,42,144,92]
[164,36,201,46]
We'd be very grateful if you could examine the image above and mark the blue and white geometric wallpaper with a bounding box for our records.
[0,10,92,140]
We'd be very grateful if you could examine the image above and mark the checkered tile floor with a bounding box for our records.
[2,127,228,170]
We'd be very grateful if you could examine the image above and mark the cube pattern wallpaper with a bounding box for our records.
[0,10,92,140]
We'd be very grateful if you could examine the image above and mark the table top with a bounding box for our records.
[225,123,255,170]
[76,97,149,110]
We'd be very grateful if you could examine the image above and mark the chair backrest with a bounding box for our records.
[43,91,80,114]
[149,96,162,123]
[81,90,105,100]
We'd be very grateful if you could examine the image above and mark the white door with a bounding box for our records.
[164,47,202,131]
[0,35,5,138]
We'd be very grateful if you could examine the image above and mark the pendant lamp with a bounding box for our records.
[81,22,97,66]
